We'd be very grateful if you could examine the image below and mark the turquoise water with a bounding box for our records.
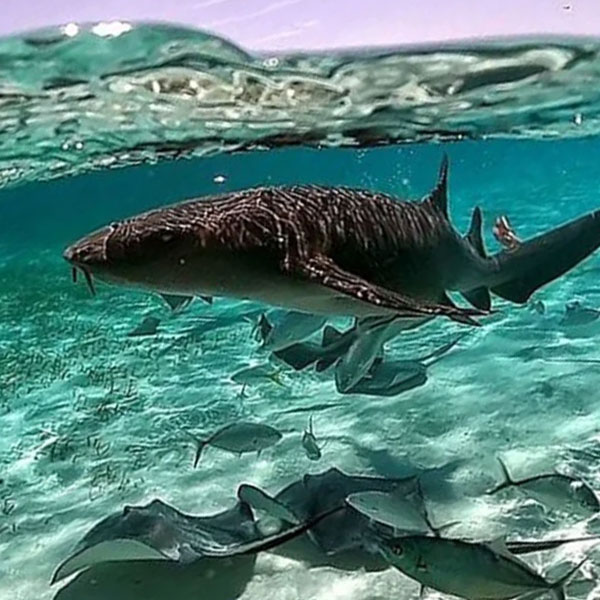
[3,22,600,600]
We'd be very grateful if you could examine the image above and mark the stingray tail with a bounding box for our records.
[549,557,588,600]
[416,478,460,537]
[488,209,600,304]
[235,505,345,556]
[192,440,208,468]
[487,457,515,494]
[419,333,468,366]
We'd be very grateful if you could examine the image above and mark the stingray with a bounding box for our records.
[341,335,464,396]
[52,498,341,584]
[255,312,341,371]
[273,467,421,554]
[259,313,417,373]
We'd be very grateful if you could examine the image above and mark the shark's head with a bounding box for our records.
[63,212,199,294]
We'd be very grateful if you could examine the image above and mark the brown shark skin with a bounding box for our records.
[63,158,600,322]
[62,169,486,320]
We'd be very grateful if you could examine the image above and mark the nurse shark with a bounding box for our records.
[63,156,600,325]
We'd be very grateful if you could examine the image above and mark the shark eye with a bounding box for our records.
[392,544,404,557]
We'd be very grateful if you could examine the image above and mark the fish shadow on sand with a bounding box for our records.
[53,554,256,600]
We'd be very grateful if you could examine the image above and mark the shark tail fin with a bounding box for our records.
[549,557,588,600]
[490,209,600,304]
[487,457,515,494]
[424,154,449,219]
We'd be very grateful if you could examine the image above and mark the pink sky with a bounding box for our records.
[1,0,599,51]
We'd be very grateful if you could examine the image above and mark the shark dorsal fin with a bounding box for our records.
[465,207,486,258]
[424,154,449,219]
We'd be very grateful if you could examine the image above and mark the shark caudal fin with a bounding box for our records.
[489,209,600,304]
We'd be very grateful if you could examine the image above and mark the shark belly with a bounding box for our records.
[96,249,396,318]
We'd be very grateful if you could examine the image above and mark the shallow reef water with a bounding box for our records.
[2,22,600,600]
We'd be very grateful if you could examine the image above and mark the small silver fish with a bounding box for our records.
[334,317,395,392]
[379,535,586,600]
[187,422,282,467]
[342,336,463,397]
[263,311,327,352]
[346,489,430,534]
[527,299,546,315]
[560,300,600,326]
[301,415,322,461]
[231,363,284,387]
[488,457,600,515]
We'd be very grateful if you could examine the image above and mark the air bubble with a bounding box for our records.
[61,23,79,37]
[263,57,279,69]
[213,174,226,184]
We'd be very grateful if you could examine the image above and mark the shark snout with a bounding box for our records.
[63,227,113,267]
[63,227,117,295]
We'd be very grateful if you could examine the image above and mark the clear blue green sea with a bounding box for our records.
[2,23,600,600]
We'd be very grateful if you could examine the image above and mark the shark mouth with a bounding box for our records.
[71,266,96,296]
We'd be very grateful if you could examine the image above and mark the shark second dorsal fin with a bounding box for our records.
[424,154,449,219]
[465,206,486,258]
[461,207,491,311]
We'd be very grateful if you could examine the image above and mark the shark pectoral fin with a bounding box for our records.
[293,254,486,323]
[439,293,484,326]
[462,287,491,311]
